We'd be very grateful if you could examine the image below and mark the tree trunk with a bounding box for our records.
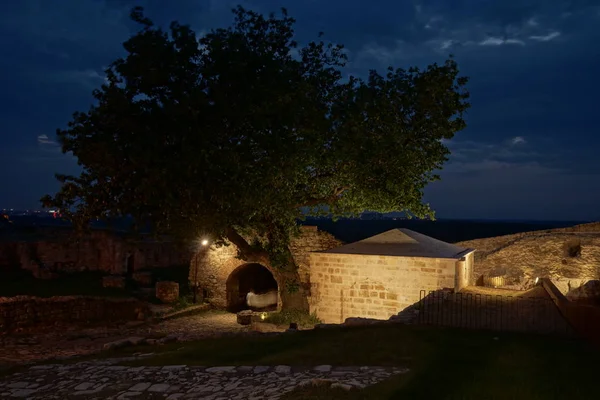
[277,269,309,311]
[272,246,309,312]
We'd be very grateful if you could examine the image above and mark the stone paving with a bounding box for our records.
[0,357,409,399]
[0,312,249,366]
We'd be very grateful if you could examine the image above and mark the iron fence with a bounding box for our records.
[481,275,505,288]
[416,290,576,337]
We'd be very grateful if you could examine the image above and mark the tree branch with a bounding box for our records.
[225,227,269,264]
[298,186,348,208]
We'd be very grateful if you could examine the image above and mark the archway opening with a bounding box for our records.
[226,263,278,312]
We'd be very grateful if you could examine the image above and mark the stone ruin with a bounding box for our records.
[0,227,191,278]
[189,226,343,311]
[0,296,150,333]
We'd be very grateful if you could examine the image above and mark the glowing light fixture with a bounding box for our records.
[535,277,539,284]
[260,312,267,321]
[201,239,209,246]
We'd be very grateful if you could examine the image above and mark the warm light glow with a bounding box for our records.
[201,239,209,246]
[260,312,267,321]
[535,277,539,284]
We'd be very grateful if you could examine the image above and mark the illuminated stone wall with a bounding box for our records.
[189,226,342,308]
[309,253,462,323]
[454,251,474,291]
[456,228,600,289]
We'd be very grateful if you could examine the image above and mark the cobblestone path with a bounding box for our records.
[0,358,408,399]
[0,312,249,366]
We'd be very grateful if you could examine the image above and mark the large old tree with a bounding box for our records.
[42,6,470,310]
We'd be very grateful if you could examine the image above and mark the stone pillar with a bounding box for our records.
[466,253,474,286]
[455,259,467,291]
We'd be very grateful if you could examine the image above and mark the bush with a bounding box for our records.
[264,310,321,328]
[172,295,193,311]
[563,239,582,258]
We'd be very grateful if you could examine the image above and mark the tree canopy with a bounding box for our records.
[42,6,469,283]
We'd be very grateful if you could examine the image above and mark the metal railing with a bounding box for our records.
[416,290,576,336]
[481,275,505,288]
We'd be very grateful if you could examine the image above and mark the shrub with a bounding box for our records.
[264,310,321,328]
[563,238,582,258]
[172,295,193,311]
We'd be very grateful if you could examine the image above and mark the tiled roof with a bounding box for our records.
[322,228,474,259]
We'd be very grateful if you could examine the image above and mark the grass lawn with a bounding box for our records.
[103,323,598,400]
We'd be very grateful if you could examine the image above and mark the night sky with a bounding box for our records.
[1,0,599,221]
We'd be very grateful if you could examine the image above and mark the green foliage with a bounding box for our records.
[41,6,469,272]
[284,279,301,294]
[264,310,321,327]
[172,295,193,311]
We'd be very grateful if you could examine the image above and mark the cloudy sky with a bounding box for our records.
[1,0,599,221]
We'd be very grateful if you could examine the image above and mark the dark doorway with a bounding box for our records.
[226,263,278,312]
[126,253,134,277]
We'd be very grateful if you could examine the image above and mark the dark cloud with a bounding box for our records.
[0,0,599,219]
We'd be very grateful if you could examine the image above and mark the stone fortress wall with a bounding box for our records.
[0,227,191,278]
[0,296,149,333]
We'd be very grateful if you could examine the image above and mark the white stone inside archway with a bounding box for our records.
[225,263,278,312]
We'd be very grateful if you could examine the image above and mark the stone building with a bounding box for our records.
[309,229,475,323]
[0,227,191,277]
[189,226,342,311]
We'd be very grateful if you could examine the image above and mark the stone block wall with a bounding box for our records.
[156,281,179,303]
[0,296,150,333]
[190,240,244,308]
[288,226,344,289]
[132,271,153,287]
[189,226,343,308]
[102,275,126,288]
[0,243,19,268]
[309,253,458,323]
[0,227,191,277]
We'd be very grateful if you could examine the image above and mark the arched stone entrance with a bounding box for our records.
[226,263,278,312]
